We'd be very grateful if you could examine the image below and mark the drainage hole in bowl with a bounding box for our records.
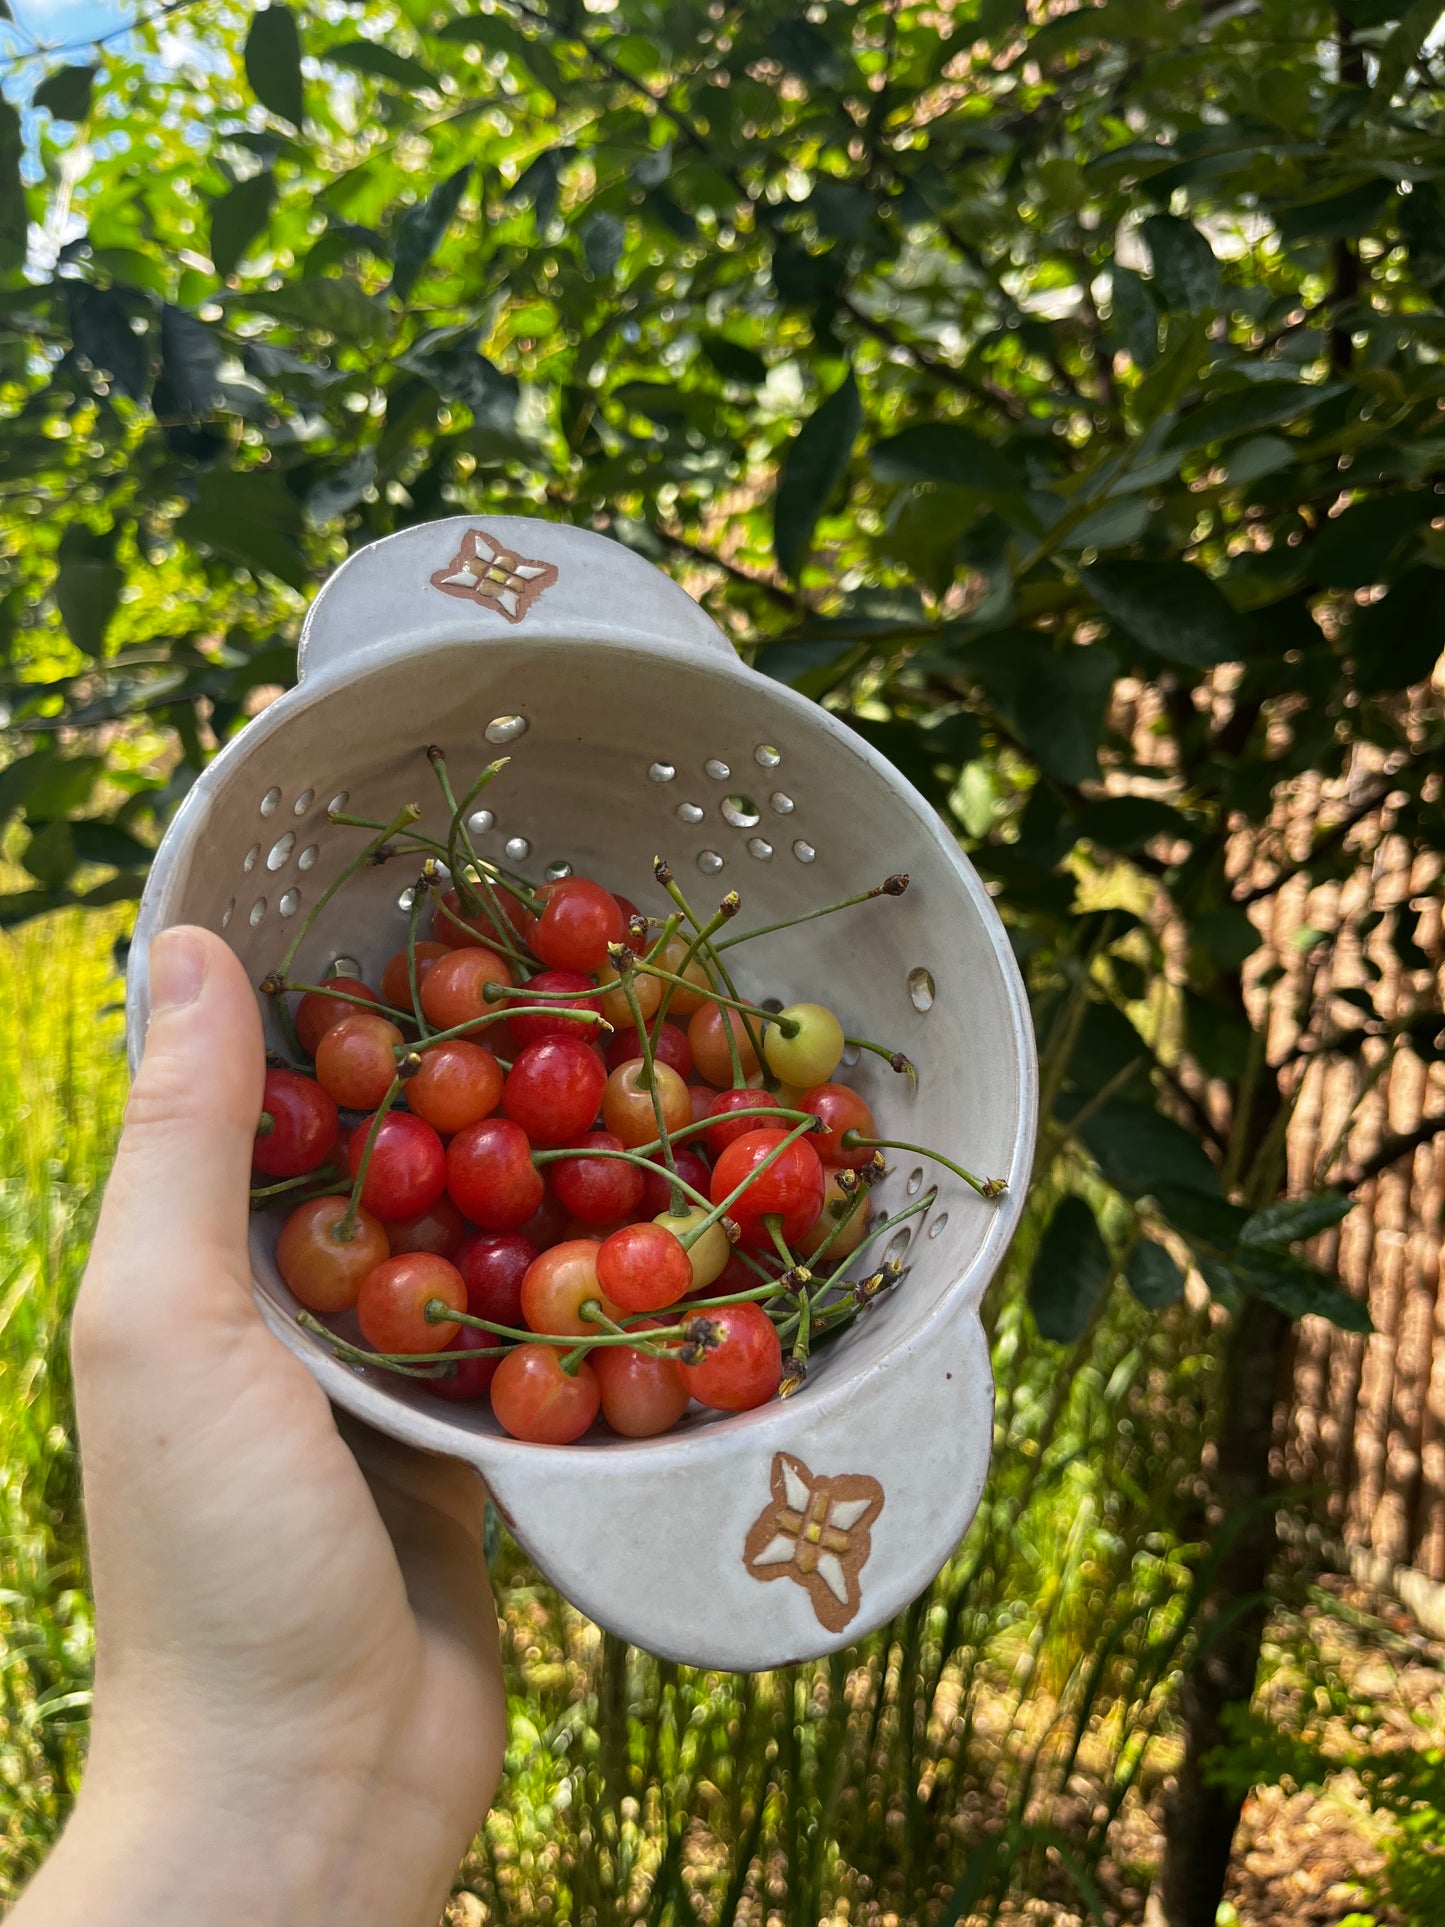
[770,790,794,815]
[279,888,300,917]
[259,785,282,817]
[468,809,495,837]
[332,954,362,978]
[928,1213,948,1241]
[677,801,704,824]
[221,898,235,928]
[721,794,760,828]
[755,744,781,768]
[649,761,676,784]
[884,1228,912,1263]
[297,844,320,872]
[908,966,935,1013]
[266,832,295,871]
[397,886,416,912]
[747,837,773,861]
[698,849,725,875]
[505,835,531,862]
[243,842,261,873]
[249,897,267,926]
[792,839,816,864]
[327,790,350,819]
[906,1166,924,1196]
[704,757,730,781]
[293,788,315,816]
[485,714,528,745]
[840,1041,860,1068]
[545,859,573,882]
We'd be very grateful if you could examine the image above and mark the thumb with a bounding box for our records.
[80,926,267,1349]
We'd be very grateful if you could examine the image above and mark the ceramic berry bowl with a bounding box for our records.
[127,516,1037,1670]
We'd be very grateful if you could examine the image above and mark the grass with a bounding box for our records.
[0,908,1223,1922]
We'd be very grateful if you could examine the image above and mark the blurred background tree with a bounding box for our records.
[2,0,1445,1920]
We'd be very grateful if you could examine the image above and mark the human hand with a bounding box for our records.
[15,926,505,1927]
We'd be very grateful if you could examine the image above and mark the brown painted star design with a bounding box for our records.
[428,528,559,625]
[743,1452,884,1633]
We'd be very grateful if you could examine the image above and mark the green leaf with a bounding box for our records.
[33,63,95,121]
[21,819,77,890]
[1347,566,1445,693]
[304,449,377,525]
[180,467,309,590]
[328,38,436,90]
[1084,560,1246,667]
[768,18,846,87]
[1141,214,1221,312]
[1239,1193,1355,1249]
[581,211,626,279]
[0,750,105,822]
[1068,1097,1223,1202]
[66,282,151,400]
[774,373,862,580]
[1073,795,1197,852]
[957,630,1118,785]
[157,306,222,416]
[1030,1196,1112,1343]
[1231,1248,1371,1333]
[1108,264,1158,367]
[1308,494,1432,590]
[871,423,1022,493]
[0,97,24,273]
[1126,1238,1186,1309]
[54,557,123,655]
[1067,1000,1149,1096]
[245,4,305,129]
[1275,178,1394,245]
[700,334,767,385]
[229,276,387,345]
[210,170,276,278]
[390,164,470,303]
[401,334,518,435]
[1165,380,1344,455]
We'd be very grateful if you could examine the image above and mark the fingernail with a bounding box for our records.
[148,928,207,1014]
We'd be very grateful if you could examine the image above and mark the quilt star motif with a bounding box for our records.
[428,528,559,624]
[743,1452,885,1633]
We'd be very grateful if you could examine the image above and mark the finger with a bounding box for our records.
[82,925,266,1340]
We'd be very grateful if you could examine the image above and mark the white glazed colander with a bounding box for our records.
[127,515,1037,1671]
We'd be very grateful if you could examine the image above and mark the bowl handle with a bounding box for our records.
[298,516,738,683]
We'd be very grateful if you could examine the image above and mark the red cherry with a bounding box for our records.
[508,970,606,1050]
[295,977,379,1056]
[420,945,514,1033]
[315,1012,405,1111]
[254,1069,339,1177]
[800,1084,878,1169]
[446,1117,545,1229]
[347,1111,447,1220]
[550,1130,645,1226]
[356,1252,465,1354]
[433,885,537,953]
[682,1301,782,1411]
[688,1003,761,1088]
[595,1222,693,1314]
[428,1325,502,1401]
[636,1145,711,1220]
[705,1087,781,1158]
[277,1195,389,1312]
[594,1343,690,1437]
[533,877,625,974]
[383,1193,466,1259]
[709,1128,825,1248]
[519,1190,572,1251]
[503,1036,608,1147]
[380,940,451,1011]
[689,1085,714,1125]
[457,1230,537,1325]
[601,1059,692,1149]
[605,1021,694,1081]
[520,1239,619,1337]
[407,1038,504,1134]
[490,1345,599,1443]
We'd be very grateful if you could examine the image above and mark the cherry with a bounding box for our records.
[613,894,650,955]
[433,885,537,952]
[595,1222,693,1314]
[277,1195,389,1313]
[797,1173,870,1258]
[295,977,380,1056]
[446,1117,545,1229]
[508,969,605,1050]
[315,1012,406,1112]
[519,1190,572,1251]
[520,1239,619,1337]
[601,1059,691,1149]
[254,1068,339,1178]
[490,1344,600,1444]
[419,945,514,1033]
[654,935,711,1015]
[380,940,451,1011]
[636,1145,710,1221]
[682,1301,782,1412]
[711,1248,778,1296]
[356,1252,466,1354]
[457,1229,537,1325]
[605,1021,694,1081]
[533,877,625,974]
[550,1130,645,1226]
[762,1002,846,1088]
[688,1003,761,1088]
[600,966,664,1031]
[384,1193,467,1259]
[705,1087,781,1158]
[709,1128,826,1248]
[689,1085,714,1125]
[503,1035,608,1147]
[406,1038,504,1134]
[593,1343,690,1438]
[800,1084,878,1170]
[652,1203,730,1290]
[347,1110,447,1220]
[427,1325,502,1402]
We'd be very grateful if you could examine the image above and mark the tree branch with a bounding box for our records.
[836,294,1026,420]
[1341,1110,1445,1190]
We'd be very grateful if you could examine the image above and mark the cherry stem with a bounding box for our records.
[437,1303,694,1352]
[422,879,533,970]
[636,1104,811,1154]
[798,1191,940,1323]
[656,868,773,1090]
[530,1144,713,1214]
[841,1133,1006,1200]
[799,1181,872,1271]
[846,1036,917,1085]
[635,961,799,1036]
[608,946,683,1204]
[280,979,413,1028]
[407,1004,611,1054]
[764,1214,799,1273]
[651,900,731,1033]
[431,750,542,951]
[404,874,431,1038]
[281,801,421,989]
[296,1312,464,1380]
[716,874,910,951]
[577,1300,676,1360]
[249,1167,348,1204]
[337,1072,404,1240]
[678,1114,820,1250]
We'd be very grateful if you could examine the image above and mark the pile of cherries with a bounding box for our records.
[250,752,1001,1446]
